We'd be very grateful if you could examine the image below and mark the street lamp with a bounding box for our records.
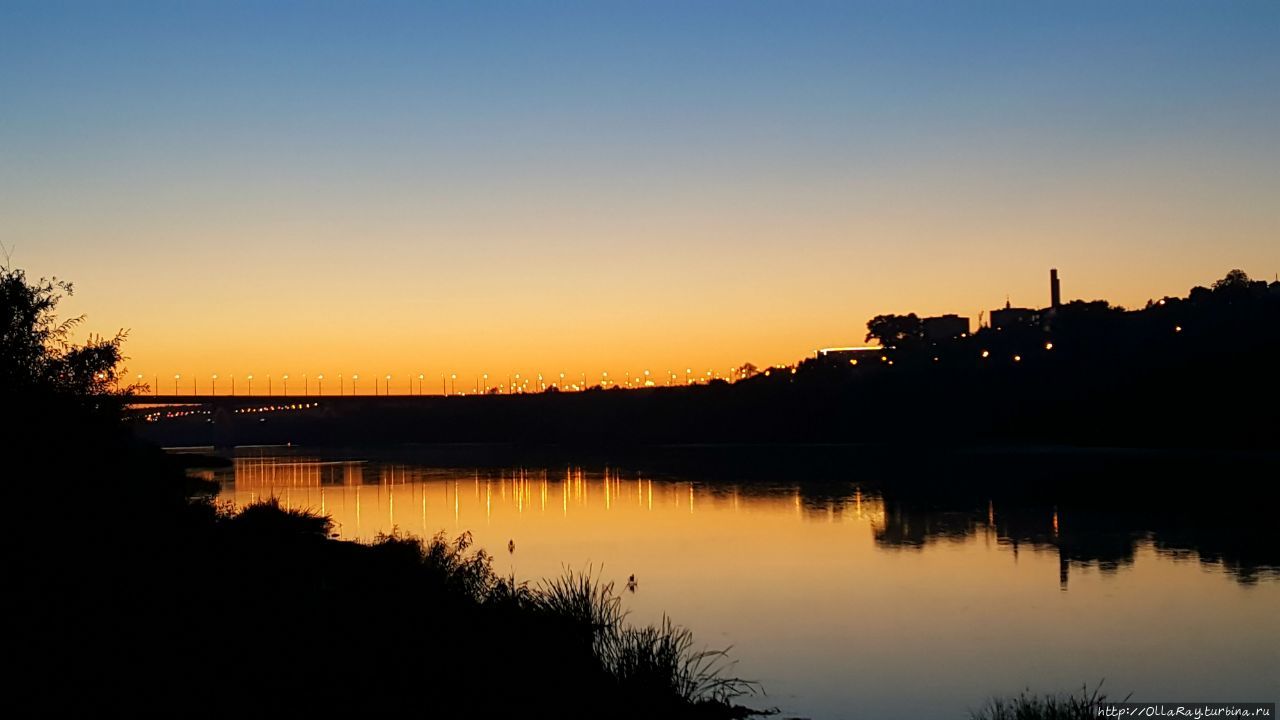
[385,375,392,396]
[174,374,180,395]
[303,373,308,396]
[283,374,289,396]
[418,373,424,396]
[317,374,323,396]
[450,373,456,395]
[212,374,218,395]
[352,374,359,394]
[247,374,254,396]
[483,373,489,393]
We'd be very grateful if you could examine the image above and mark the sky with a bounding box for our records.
[3,0,1278,392]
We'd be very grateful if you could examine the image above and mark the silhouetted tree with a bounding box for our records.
[1,264,132,396]
[1213,269,1251,293]
[865,313,923,350]
[738,362,759,379]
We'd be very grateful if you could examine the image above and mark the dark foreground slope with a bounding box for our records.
[5,397,758,718]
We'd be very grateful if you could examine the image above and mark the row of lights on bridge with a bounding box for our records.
[133,368,747,397]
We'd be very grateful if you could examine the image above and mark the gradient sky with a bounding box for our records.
[4,1,1278,391]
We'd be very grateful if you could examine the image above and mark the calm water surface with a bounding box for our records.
[204,450,1278,719]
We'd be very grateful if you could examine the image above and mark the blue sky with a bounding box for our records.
[3,1,1277,380]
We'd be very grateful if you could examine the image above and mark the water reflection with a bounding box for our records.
[208,453,1279,588]
[874,495,1277,587]
[200,450,1278,720]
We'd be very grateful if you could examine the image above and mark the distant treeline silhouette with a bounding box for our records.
[141,269,1279,450]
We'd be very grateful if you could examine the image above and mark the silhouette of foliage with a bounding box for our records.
[970,683,1113,720]
[1212,268,1250,293]
[865,313,924,350]
[0,264,136,396]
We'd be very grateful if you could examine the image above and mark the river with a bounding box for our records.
[195,447,1278,719]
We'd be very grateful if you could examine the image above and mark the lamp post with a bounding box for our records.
[283,374,288,396]
[174,374,180,395]
[450,373,456,395]
[385,375,392,396]
[247,375,254,396]
[212,374,218,395]
[303,373,308,396]
[317,374,323,396]
[352,374,359,394]
[483,373,488,393]
[231,374,235,395]
[267,374,272,395]
[418,373,424,396]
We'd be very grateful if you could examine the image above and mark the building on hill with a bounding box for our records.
[990,302,1040,331]
[922,314,970,342]
[988,269,1063,330]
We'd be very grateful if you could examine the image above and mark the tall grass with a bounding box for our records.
[970,683,1112,720]
[533,569,760,707]
[362,525,762,712]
